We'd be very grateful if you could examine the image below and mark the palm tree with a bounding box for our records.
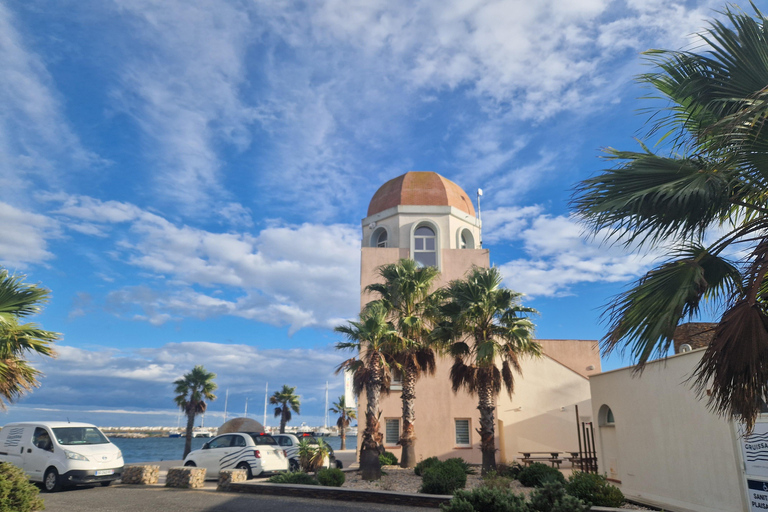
[335,302,398,480]
[365,259,441,468]
[174,365,217,458]
[0,269,59,407]
[270,385,300,433]
[329,395,357,450]
[439,266,540,473]
[572,4,768,430]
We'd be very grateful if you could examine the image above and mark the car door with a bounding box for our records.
[24,427,54,482]
[199,435,236,477]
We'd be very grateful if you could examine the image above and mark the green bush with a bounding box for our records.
[480,470,513,490]
[316,467,345,487]
[441,486,528,512]
[267,471,318,485]
[419,460,468,495]
[529,479,588,512]
[0,463,44,512]
[517,463,565,488]
[566,471,624,507]
[415,456,440,476]
[496,463,524,480]
[444,457,476,475]
[379,451,399,466]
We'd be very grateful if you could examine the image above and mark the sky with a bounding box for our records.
[0,0,728,428]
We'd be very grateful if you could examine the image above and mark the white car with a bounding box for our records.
[0,421,124,492]
[183,432,288,479]
[271,433,340,471]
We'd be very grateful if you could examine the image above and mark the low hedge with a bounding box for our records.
[420,459,468,495]
[267,471,318,485]
[517,463,565,488]
[565,471,624,507]
[316,467,345,487]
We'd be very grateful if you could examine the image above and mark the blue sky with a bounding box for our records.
[0,0,724,427]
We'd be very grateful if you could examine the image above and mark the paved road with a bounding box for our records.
[42,485,429,512]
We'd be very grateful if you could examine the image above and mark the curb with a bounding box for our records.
[228,481,451,508]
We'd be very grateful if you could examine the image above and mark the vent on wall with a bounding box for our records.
[680,344,692,353]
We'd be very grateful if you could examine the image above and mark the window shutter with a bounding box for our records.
[455,419,470,446]
[385,419,400,445]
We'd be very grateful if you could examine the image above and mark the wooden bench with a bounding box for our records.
[519,452,563,468]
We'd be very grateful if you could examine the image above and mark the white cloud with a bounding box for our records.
[0,202,59,268]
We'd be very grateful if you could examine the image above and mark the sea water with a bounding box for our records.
[110,435,357,464]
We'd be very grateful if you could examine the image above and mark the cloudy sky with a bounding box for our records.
[0,0,725,427]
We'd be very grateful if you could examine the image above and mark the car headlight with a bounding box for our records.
[116,449,123,459]
[64,450,89,461]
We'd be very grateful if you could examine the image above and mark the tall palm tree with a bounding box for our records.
[270,385,300,433]
[335,302,398,481]
[572,4,768,430]
[439,266,539,473]
[365,259,441,468]
[174,365,217,458]
[329,395,357,450]
[0,269,59,407]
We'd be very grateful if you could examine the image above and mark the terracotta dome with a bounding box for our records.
[367,172,476,217]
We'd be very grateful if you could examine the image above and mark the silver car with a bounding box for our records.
[183,432,288,479]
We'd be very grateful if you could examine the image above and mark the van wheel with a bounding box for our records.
[43,468,61,492]
[184,461,196,467]
[236,462,252,479]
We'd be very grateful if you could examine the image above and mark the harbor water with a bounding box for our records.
[110,435,357,464]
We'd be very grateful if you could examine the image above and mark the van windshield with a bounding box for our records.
[53,427,109,445]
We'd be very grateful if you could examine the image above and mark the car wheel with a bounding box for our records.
[335,460,343,469]
[100,480,113,487]
[289,459,300,472]
[184,460,196,467]
[236,462,253,480]
[43,467,61,492]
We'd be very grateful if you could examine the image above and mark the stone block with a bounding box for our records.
[165,466,206,489]
[122,465,160,485]
[217,468,248,491]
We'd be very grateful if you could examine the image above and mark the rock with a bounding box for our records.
[122,465,160,485]
[165,467,206,489]
[217,468,248,491]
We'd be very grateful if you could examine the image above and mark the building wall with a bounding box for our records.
[536,339,601,378]
[589,350,745,512]
[497,355,593,464]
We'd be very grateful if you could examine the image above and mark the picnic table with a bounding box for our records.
[518,451,563,468]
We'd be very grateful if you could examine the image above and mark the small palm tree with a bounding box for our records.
[335,302,398,481]
[439,266,540,473]
[329,395,357,450]
[365,259,442,468]
[572,4,768,429]
[174,365,217,459]
[270,385,300,434]
[0,269,59,407]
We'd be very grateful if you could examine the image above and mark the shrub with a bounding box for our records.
[316,467,345,487]
[379,451,399,466]
[480,470,513,490]
[517,463,565,488]
[420,460,468,495]
[529,479,588,512]
[415,456,440,476]
[441,486,528,512]
[0,463,43,512]
[444,457,476,475]
[566,471,624,507]
[496,463,524,480]
[298,439,330,472]
[267,471,318,485]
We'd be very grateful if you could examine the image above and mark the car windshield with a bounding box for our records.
[53,427,109,445]
[249,434,277,446]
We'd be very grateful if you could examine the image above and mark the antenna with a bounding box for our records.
[244,397,248,418]
[263,382,268,428]
[477,188,483,246]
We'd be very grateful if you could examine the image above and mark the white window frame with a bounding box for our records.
[454,418,471,447]
[384,418,400,446]
[458,228,475,249]
[390,370,402,391]
[370,227,389,248]
[410,221,440,269]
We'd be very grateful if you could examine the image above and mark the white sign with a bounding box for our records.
[742,423,768,479]
[748,479,768,511]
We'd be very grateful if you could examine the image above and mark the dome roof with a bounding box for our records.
[367,172,476,217]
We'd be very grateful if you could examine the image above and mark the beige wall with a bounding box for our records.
[497,355,593,463]
[537,339,601,378]
[590,350,745,512]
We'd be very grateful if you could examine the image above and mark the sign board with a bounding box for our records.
[741,423,768,479]
[748,479,768,511]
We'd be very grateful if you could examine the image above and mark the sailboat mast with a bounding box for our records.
[324,381,329,429]
[244,397,248,418]
[223,389,229,424]
[263,382,268,428]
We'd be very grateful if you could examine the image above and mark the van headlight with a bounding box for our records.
[116,449,123,460]
[64,450,89,461]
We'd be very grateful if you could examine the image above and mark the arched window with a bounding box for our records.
[371,227,388,248]
[413,226,437,267]
[598,405,615,426]
[459,229,475,249]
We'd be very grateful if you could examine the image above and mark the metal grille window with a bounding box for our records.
[385,418,400,445]
[455,419,471,446]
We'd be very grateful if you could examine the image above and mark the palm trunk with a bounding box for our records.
[399,362,417,468]
[360,356,383,481]
[280,407,288,433]
[340,422,346,450]
[478,378,496,475]
[182,409,195,459]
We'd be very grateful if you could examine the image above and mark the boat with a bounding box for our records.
[347,426,358,436]
[316,427,332,437]
[191,428,212,438]
[168,430,182,438]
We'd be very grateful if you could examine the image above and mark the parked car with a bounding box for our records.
[0,421,124,492]
[271,433,342,471]
[183,432,288,479]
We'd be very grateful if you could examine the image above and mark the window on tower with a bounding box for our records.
[413,226,437,267]
[377,230,388,248]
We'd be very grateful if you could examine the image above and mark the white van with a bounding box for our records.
[0,421,124,492]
